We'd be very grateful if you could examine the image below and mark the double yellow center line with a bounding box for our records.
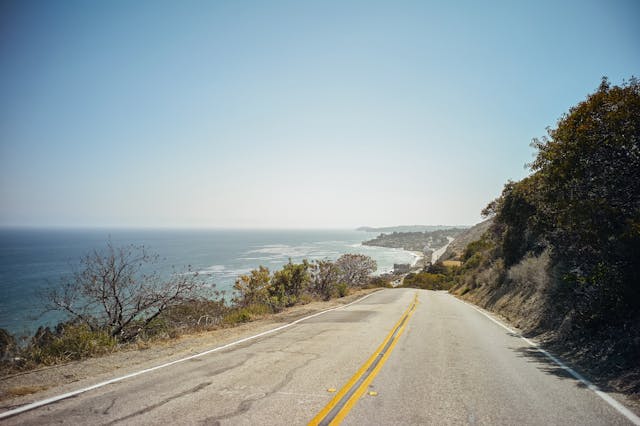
[309,293,419,426]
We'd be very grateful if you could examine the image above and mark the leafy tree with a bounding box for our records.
[530,77,640,324]
[426,261,448,275]
[461,236,493,262]
[48,243,205,341]
[484,177,543,267]
[269,260,310,307]
[310,260,341,300]
[335,254,377,287]
[483,77,640,328]
[233,266,271,307]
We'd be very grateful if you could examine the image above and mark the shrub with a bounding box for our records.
[223,309,252,324]
[462,237,493,262]
[24,323,116,364]
[402,272,452,290]
[336,254,377,287]
[310,260,341,300]
[426,262,448,275]
[506,251,551,289]
[233,266,271,307]
[159,298,228,332]
[298,294,314,305]
[336,283,349,297]
[269,260,310,308]
[367,276,392,288]
[223,304,272,325]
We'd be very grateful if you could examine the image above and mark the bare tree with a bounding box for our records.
[335,254,377,287]
[48,242,205,341]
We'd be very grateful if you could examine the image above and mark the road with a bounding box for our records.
[2,289,638,425]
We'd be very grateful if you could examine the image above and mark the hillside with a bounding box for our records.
[357,225,467,233]
[362,228,466,253]
[449,78,640,397]
[440,219,492,261]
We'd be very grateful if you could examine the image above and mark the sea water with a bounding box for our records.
[0,228,417,337]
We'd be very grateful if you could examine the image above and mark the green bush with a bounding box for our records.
[25,324,116,364]
[223,309,252,324]
[463,252,483,270]
[336,283,349,297]
[298,294,314,305]
[222,304,272,325]
[233,266,271,307]
[462,237,493,262]
[269,260,310,308]
[426,262,448,275]
[402,272,453,290]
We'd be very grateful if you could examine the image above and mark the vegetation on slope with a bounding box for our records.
[440,219,492,261]
[451,77,640,393]
[401,261,458,291]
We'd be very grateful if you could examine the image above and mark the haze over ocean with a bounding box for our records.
[0,228,417,336]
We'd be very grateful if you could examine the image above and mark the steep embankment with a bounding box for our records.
[448,228,640,397]
[445,79,640,397]
[440,220,492,261]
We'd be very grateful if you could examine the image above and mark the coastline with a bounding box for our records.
[368,235,458,272]
[0,229,414,336]
[407,250,424,267]
[409,250,425,267]
[430,236,455,263]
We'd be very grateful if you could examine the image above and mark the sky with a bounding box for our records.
[1,0,638,229]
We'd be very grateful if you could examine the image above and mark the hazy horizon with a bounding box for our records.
[0,223,473,231]
[1,0,638,229]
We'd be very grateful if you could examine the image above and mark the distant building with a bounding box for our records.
[393,263,411,274]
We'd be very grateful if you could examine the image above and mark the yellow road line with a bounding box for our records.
[309,293,419,426]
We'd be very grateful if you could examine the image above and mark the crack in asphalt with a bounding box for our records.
[80,354,257,423]
[205,353,255,378]
[99,398,116,415]
[201,352,320,425]
[106,382,212,425]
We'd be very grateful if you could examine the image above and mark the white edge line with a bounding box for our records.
[0,291,380,420]
[454,296,640,426]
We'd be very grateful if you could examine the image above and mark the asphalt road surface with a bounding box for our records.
[2,289,637,425]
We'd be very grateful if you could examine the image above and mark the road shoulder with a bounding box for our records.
[0,288,381,412]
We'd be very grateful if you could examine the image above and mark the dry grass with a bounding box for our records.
[442,260,462,267]
[0,289,382,405]
[7,385,48,397]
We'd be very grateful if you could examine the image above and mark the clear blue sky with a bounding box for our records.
[1,0,638,228]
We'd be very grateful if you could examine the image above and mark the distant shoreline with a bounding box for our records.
[0,229,415,336]
[431,237,455,263]
[409,251,424,267]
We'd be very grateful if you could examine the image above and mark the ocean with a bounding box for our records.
[0,228,417,337]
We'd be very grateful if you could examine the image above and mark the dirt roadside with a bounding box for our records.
[0,289,381,412]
